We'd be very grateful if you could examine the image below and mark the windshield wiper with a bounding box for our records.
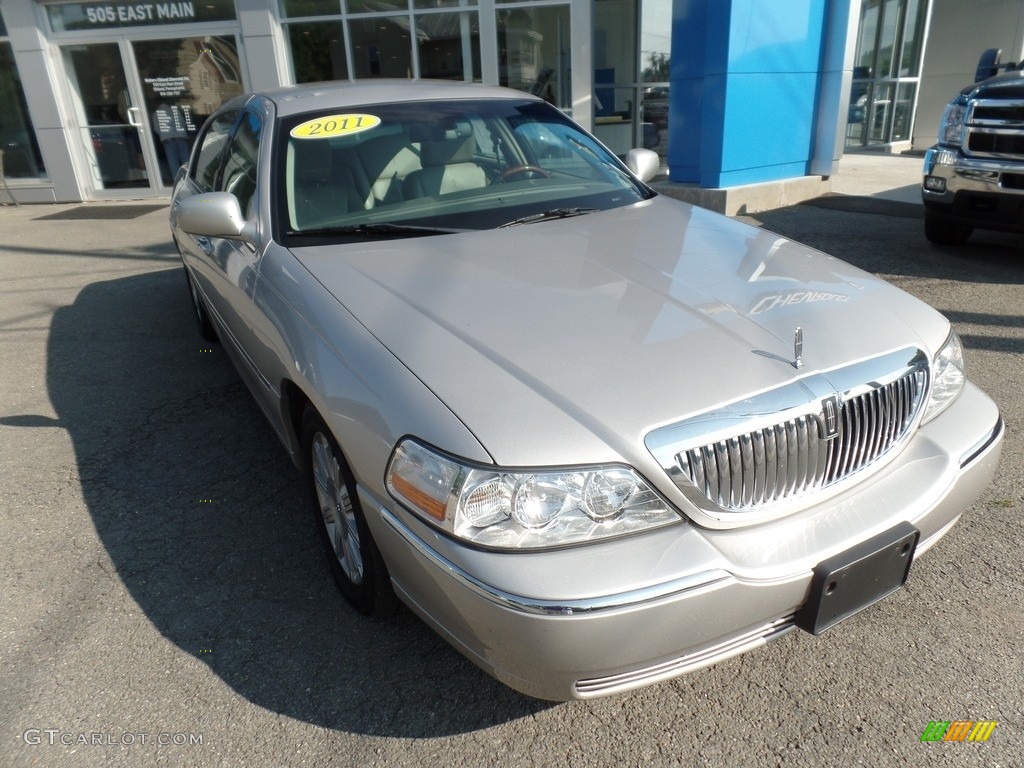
[498,207,600,228]
[288,222,459,238]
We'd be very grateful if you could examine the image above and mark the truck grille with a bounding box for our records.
[678,368,925,511]
[966,99,1024,160]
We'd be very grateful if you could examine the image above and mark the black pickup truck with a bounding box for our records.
[922,51,1024,244]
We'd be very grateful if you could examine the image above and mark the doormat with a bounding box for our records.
[34,204,167,221]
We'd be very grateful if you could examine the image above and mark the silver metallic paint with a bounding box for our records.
[170,82,1004,701]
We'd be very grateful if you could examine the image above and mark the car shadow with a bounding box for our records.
[36,267,552,737]
[750,200,1024,286]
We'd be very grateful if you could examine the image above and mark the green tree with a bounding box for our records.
[642,52,670,82]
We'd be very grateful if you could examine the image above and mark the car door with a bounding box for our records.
[178,107,277,403]
[174,107,239,321]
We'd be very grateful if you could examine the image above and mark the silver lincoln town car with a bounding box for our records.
[169,81,1004,701]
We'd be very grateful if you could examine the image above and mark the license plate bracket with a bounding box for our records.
[796,522,919,635]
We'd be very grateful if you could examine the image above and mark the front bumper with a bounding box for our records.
[922,147,1024,232]
[367,383,1003,701]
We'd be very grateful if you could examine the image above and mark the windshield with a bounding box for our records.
[274,98,654,243]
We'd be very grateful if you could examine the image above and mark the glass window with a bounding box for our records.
[846,0,925,148]
[593,0,669,163]
[132,36,244,185]
[288,22,349,82]
[414,0,477,7]
[641,0,670,84]
[595,0,637,88]
[0,12,7,36]
[192,110,237,191]
[854,0,879,78]
[640,0,671,162]
[867,82,893,143]
[286,10,480,83]
[347,0,405,11]
[281,0,342,17]
[348,16,412,78]
[892,82,916,142]
[899,0,925,77]
[876,0,900,79]
[0,43,47,179]
[497,5,571,110]
[219,111,262,217]
[416,12,481,81]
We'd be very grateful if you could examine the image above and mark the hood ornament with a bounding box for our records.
[793,327,804,369]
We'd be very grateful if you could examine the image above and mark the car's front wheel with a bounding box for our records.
[924,211,973,246]
[302,407,396,616]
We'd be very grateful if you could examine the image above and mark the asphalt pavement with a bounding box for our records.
[1,162,1021,767]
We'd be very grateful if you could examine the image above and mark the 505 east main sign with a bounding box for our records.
[47,1,235,31]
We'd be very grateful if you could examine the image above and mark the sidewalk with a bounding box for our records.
[830,151,924,205]
[650,149,925,215]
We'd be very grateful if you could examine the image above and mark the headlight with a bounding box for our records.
[938,96,968,147]
[386,440,682,549]
[922,329,966,424]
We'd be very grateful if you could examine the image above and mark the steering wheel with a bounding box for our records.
[499,165,551,182]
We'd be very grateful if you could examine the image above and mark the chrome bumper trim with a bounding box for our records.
[379,505,730,616]
[923,149,1024,199]
[574,615,795,697]
[960,417,1004,468]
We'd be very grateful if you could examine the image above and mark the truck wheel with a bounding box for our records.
[925,212,972,246]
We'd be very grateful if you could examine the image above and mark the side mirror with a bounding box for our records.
[975,48,1002,83]
[624,148,660,183]
[174,192,257,245]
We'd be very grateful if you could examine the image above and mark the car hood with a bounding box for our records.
[964,69,1024,99]
[290,197,944,469]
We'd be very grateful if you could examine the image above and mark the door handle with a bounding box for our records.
[127,107,142,127]
[196,236,213,256]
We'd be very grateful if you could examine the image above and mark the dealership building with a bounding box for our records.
[1,0,1023,205]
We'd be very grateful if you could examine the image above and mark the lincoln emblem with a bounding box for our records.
[821,395,842,439]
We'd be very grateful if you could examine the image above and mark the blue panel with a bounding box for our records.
[727,0,826,74]
[721,72,818,171]
[667,77,706,182]
[718,161,810,188]
[668,0,714,181]
[669,0,710,80]
[668,0,829,188]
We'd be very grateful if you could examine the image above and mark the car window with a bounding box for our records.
[511,121,609,180]
[219,111,262,218]
[191,110,238,192]
[276,99,655,242]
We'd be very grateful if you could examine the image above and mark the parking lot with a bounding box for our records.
[1,185,1021,767]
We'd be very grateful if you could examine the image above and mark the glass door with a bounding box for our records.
[63,43,151,192]
[62,35,245,197]
[131,36,244,187]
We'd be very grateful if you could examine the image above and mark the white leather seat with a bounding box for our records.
[403,135,489,198]
[288,139,362,229]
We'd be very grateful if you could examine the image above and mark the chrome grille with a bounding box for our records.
[678,368,925,511]
[966,98,1024,161]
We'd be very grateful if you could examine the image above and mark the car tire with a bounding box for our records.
[924,212,973,246]
[184,269,218,341]
[301,407,397,617]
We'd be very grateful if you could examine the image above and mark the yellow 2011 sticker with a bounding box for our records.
[290,114,381,139]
